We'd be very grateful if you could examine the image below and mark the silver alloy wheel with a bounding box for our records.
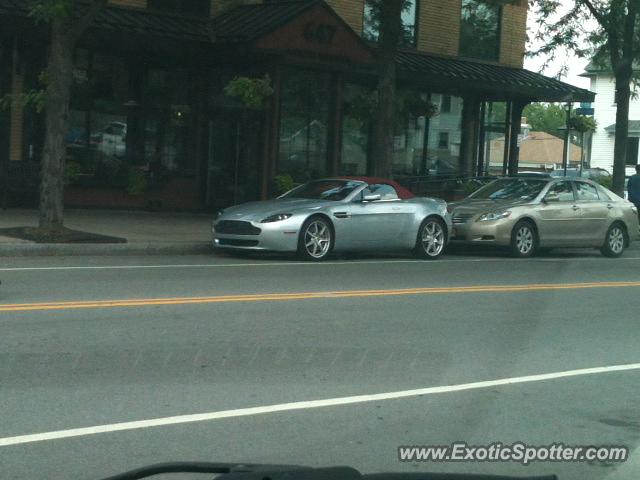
[421,221,445,257]
[608,226,625,255]
[515,225,534,255]
[304,220,331,259]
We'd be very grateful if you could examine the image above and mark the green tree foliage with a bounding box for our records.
[529,0,640,195]
[522,103,567,137]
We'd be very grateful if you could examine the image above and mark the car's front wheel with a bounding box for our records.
[510,220,537,258]
[601,223,626,258]
[414,217,447,260]
[298,216,334,261]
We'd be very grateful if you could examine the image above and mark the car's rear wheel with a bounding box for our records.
[414,217,447,260]
[510,220,537,258]
[298,216,334,261]
[601,223,626,258]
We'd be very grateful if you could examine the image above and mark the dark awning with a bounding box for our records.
[396,50,595,103]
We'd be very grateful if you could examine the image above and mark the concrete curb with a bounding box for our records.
[0,242,213,257]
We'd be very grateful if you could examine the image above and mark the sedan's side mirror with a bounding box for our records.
[363,194,382,202]
[543,192,560,203]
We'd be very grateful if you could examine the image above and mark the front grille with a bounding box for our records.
[218,238,259,247]
[215,220,261,236]
[452,213,475,224]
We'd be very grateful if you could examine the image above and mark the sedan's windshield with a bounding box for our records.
[281,180,363,201]
[469,178,548,201]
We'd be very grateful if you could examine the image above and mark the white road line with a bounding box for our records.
[2,256,639,272]
[1,362,638,448]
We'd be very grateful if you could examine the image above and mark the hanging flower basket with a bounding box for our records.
[224,75,274,110]
[567,115,596,133]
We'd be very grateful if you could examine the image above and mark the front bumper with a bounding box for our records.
[212,219,301,252]
[450,218,514,245]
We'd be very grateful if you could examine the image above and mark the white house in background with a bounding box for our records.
[582,62,640,176]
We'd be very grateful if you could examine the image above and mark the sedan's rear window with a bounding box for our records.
[575,182,600,201]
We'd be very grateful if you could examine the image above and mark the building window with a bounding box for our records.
[460,0,501,61]
[148,0,210,16]
[363,0,418,48]
[441,95,452,113]
[278,69,331,182]
[627,138,639,166]
[438,132,449,148]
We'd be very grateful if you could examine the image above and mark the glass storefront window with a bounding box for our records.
[66,51,130,189]
[278,69,331,182]
[65,50,197,194]
[483,101,507,175]
[427,94,463,175]
[363,0,418,48]
[460,0,501,61]
[143,69,192,176]
[391,90,429,176]
[341,83,373,176]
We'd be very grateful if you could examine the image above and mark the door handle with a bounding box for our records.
[572,205,580,211]
[607,204,614,210]
[392,207,401,211]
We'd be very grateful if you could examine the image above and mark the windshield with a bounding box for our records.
[281,180,363,201]
[469,178,548,201]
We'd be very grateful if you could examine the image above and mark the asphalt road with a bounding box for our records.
[1,247,640,480]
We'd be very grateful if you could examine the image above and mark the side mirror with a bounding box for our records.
[543,192,560,203]
[363,194,382,202]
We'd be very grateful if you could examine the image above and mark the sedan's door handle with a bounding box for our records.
[607,204,614,210]
[334,212,350,219]
[572,205,580,211]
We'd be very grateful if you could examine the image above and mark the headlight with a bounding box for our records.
[261,213,293,223]
[477,211,512,222]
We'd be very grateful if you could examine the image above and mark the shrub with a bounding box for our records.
[273,174,295,196]
[126,167,148,195]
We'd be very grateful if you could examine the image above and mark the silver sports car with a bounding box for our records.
[212,177,452,261]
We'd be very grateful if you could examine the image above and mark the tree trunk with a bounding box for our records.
[39,20,73,231]
[612,74,631,196]
[371,0,403,178]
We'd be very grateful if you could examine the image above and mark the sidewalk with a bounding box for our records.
[0,209,213,256]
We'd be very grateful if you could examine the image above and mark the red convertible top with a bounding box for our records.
[338,176,415,200]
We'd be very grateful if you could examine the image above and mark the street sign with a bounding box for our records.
[575,107,594,116]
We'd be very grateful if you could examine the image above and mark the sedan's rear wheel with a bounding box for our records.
[601,223,626,258]
[414,217,447,260]
[298,217,333,261]
[510,220,537,258]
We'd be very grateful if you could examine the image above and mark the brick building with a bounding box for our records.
[0,0,594,210]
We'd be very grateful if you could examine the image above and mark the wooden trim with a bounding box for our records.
[262,64,282,200]
[9,39,24,162]
[329,71,343,175]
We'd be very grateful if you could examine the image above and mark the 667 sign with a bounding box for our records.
[303,23,338,45]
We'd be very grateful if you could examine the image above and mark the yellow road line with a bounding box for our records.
[2,281,640,313]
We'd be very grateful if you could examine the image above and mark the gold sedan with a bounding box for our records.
[450,177,639,257]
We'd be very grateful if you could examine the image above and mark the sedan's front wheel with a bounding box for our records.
[298,217,334,261]
[414,217,447,260]
[510,220,537,258]
[601,223,626,258]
